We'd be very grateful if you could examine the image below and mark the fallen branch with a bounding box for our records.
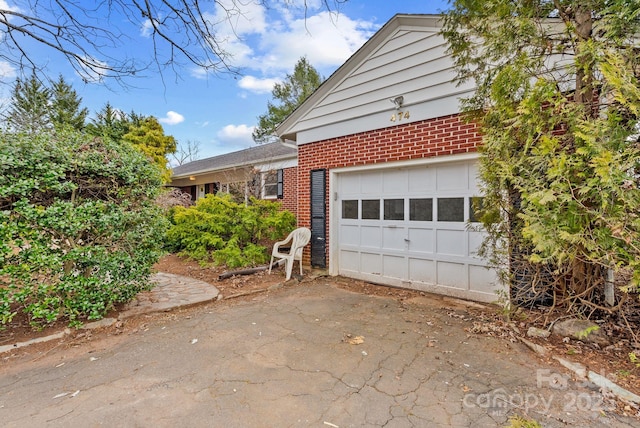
[218,262,281,280]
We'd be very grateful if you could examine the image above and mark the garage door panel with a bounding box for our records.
[340,224,360,246]
[436,229,466,256]
[361,226,381,247]
[468,162,480,193]
[437,261,468,289]
[340,250,360,271]
[408,228,434,253]
[383,255,405,279]
[361,252,382,274]
[469,265,498,293]
[468,230,484,258]
[383,226,406,250]
[341,174,361,195]
[409,258,436,283]
[360,171,382,194]
[383,169,408,194]
[436,163,468,191]
[408,168,436,192]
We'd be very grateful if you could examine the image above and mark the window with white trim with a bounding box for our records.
[262,169,283,199]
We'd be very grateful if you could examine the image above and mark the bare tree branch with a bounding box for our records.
[0,1,348,83]
[171,139,201,166]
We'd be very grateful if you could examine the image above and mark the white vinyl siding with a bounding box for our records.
[280,17,475,144]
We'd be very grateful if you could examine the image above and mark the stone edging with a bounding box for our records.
[520,337,640,405]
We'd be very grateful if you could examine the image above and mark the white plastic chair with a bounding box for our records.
[268,227,311,280]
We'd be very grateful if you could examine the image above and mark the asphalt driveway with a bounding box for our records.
[0,280,635,427]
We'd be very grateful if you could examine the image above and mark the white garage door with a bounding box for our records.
[336,160,500,303]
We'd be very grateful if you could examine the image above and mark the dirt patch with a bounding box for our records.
[153,253,286,297]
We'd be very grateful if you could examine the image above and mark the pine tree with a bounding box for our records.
[4,72,52,134]
[50,75,89,131]
[253,57,323,143]
[86,102,130,141]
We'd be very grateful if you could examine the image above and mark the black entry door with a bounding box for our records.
[310,169,326,268]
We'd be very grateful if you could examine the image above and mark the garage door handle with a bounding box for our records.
[404,238,410,242]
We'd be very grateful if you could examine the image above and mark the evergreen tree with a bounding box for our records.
[4,72,51,134]
[442,1,640,305]
[86,102,130,141]
[50,75,89,131]
[253,57,323,143]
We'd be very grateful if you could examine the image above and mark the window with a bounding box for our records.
[361,199,380,220]
[262,169,283,199]
[437,198,464,222]
[469,197,484,223]
[410,198,433,221]
[384,199,404,220]
[342,200,358,219]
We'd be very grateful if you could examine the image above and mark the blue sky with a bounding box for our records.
[0,0,450,160]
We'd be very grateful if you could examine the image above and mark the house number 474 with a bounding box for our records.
[390,111,410,122]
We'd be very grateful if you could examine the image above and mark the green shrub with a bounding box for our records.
[166,194,296,268]
[0,130,168,328]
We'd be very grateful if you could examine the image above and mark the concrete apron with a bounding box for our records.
[0,281,636,428]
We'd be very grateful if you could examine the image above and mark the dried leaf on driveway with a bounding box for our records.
[343,334,365,345]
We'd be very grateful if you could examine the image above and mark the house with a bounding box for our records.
[275,14,502,303]
[169,142,298,215]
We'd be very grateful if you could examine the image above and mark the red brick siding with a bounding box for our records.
[297,113,482,265]
[280,166,298,216]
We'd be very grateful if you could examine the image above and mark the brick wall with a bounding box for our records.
[296,113,482,266]
[280,166,298,216]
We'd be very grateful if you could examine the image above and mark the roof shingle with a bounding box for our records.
[171,142,297,178]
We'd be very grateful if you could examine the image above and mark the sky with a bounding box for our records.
[0,0,450,161]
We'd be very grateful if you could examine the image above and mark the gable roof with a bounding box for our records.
[276,14,472,144]
[171,142,297,179]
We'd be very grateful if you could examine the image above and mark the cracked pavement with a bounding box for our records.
[0,280,637,427]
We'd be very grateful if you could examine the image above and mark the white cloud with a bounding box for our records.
[159,111,185,125]
[140,19,156,37]
[217,124,255,144]
[257,11,376,73]
[195,124,256,158]
[0,60,17,80]
[278,0,323,10]
[189,66,208,80]
[75,56,109,83]
[196,0,268,69]
[210,0,268,35]
[0,0,21,13]
[196,2,373,73]
[237,75,279,94]
[189,3,377,96]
